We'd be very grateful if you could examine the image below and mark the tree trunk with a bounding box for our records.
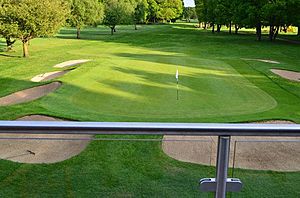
[273,26,279,40]
[212,23,215,33]
[204,23,207,29]
[22,40,29,58]
[235,24,239,34]
[77,27,81,39]
[217,24,221,33]
[297,25,300,36]
[229,22,232,34]
[111,27,114,35]
[269,25,274,41]
[256,22,262,41]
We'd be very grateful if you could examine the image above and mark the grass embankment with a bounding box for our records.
[0,24,299,197]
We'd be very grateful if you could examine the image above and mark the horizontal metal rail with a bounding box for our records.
[0,121,299,136]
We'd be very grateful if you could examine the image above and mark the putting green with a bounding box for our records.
[72,58,276,118]
[55,47,277,119]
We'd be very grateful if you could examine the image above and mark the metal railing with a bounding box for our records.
[0,121,300,198]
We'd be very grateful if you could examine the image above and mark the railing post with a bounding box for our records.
[215,136,231,198]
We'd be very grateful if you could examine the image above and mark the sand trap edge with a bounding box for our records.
[31,70,72,82]
[271,69,300,82]
[54,60,91,68]
[0,82,62,106]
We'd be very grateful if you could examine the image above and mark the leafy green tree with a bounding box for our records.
[262,0,288,41]
[157,0,183,22]
[195,0,208,28]
[0,0,16,51]
[244,0,268,41]
[286,0,300,36]
[183,7,197,22]
[134,0,148,30]
[68,0,104,39]
[103,0,134,35]
[231,0,248,34]
[0,0,68,57]
[147,0,159,23]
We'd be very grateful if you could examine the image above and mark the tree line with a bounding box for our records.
[0,0,183,57]
[195,0,300,41]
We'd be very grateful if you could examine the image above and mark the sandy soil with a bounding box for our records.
[0,82,61,106]
[31,71,70,82]
[0,115,92,164]
[271,69,300,82]
[163,121,300,171]
[242,58,280,64]
[54,60,90,68]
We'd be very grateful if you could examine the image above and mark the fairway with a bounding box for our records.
[0,24,300,197]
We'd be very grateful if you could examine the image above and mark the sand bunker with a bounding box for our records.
[31,70,71,82]
[242,58,280,64]
[163,120,300,171]
[0,115,92,164]
[271,69,300,82]
[54,60,90,68]
[0,82,61,106]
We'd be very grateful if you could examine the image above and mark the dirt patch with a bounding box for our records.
[54,60,90,68]
[31,70,71,82]
[0,115,92,164]
[0,82,61,106]
[163,120,300,171]
[242,58,280,64]
[271,69,300,82]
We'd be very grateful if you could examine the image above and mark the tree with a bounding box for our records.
[262,0,288,41]
[243,0,268,41]
[134,0,148,30]
[183,7,197,23]
[195,0,208,28]
[0,0,17,51]
[146,0,159,23]
[0,0,68,57]
[231,0,248,34]
[103,0,134,35]
[157,0,183,23]
[68,0,104,39]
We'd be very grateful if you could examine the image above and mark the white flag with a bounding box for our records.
[175,68,179,81]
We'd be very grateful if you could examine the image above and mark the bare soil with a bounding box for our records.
[0,82,61,106]
[163,121,300,171]
[271,69,300,82]
[0,115,92,164]
[31,70,70,82]
[54,60,90,68]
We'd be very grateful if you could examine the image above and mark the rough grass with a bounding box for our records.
[0,23,299,197]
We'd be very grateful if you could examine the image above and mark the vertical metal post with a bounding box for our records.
[215,136,231,198]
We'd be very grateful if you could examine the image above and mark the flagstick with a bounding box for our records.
[177,80,179,100]
[176,66,179,100]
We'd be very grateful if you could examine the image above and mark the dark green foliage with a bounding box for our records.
[0,0,68,57]
[67,0,104,39]
[195,0,300,40]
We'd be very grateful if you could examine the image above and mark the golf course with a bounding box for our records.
[0,24,300,197]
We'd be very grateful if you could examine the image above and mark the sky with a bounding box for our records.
[183,0,195,7]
